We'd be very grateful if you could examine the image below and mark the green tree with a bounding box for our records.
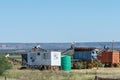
[0,55,12,75]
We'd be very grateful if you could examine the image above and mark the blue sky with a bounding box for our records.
[0,0,120,43]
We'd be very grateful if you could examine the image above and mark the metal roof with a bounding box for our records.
[74,47,96,51]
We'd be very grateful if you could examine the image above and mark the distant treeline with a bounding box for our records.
[0,42,120,54]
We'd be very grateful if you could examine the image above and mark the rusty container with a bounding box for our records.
[98,51,119,64]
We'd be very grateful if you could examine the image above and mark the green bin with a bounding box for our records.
[61,55,71,71]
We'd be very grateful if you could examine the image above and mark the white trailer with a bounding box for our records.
[27,50,61,69]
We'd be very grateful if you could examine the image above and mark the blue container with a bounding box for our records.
[73,50,97,60]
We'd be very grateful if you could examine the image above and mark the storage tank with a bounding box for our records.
[61,55,71,71]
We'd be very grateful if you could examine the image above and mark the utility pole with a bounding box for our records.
[112,40,114,52]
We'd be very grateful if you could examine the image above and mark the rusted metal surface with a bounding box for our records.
[74,47,96,51]
[94,76,120,80]
[98,51,119,64]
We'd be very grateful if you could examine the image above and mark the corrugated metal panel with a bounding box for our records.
[73,50,97,60]
[98,51,119,64]
[112,51,119,64]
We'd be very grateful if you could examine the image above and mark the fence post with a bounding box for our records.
[5,76,6,80]
[94,76,98,80]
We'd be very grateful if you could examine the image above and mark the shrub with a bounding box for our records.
[87,60,103,69]
[0,55,12,75]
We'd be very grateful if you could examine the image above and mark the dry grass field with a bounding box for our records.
[1,55,120,80]
[0,67,120,80]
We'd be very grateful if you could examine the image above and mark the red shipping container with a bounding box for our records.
[98,51,119,64]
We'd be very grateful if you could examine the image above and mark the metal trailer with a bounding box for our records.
[27,50,61,70]
[6,46,61,70]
